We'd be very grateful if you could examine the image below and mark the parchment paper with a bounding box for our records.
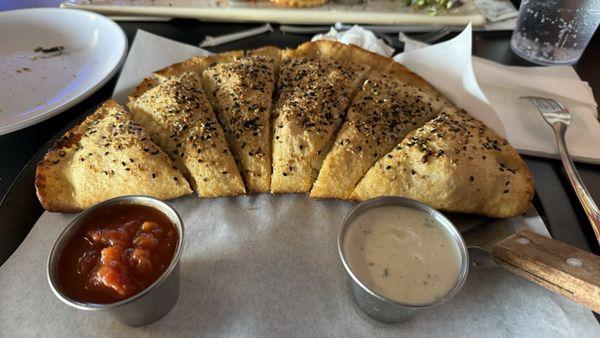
[1,195,599,337]
[393,24,506,138]
[1,29,599,337]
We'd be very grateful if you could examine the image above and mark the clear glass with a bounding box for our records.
[510,0,600,65]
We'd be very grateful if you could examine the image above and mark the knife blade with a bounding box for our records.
[450,213,600,313]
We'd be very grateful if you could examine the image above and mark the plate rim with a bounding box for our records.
[0,7,128,135]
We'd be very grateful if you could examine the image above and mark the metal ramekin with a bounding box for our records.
[47,195,185,326]
[338,196,469,323]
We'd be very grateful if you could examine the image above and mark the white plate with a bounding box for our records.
[0,8,127,135]
[61,0,486,26]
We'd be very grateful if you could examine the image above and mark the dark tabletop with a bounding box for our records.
[0,18,599,264]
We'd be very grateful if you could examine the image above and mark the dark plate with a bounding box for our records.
[1,19,596,267]
[0,102,551,266]
[0,104,98,264]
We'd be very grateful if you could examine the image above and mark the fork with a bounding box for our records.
[522,96,600,246]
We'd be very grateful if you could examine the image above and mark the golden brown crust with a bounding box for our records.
[51,41,533,220]
[128,77,159,102]
[153,51,244,81]
[351,108,534,218]
[290,40,454,107]
[128,48,283,194]
[245,46,283,60]
[35,100,192,212]
[127,72,246,197]
[310,70,446,199]
[128,51,247,103]
[271,41,454,194]
[202,54,280,192]
[270,54,369,193]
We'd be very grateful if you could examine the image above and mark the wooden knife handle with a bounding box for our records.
[490,229,600,313]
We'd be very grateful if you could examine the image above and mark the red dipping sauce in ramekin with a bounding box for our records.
[58,204,178,303]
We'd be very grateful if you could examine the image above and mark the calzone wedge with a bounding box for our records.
[351,108,534,218]
[270,44,369,193]
[202,47,281,192]
[35,100,192,212]
[310,71,447,199]
[128,72,246,197]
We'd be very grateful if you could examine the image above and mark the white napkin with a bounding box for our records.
[316,24,600,164]
[312,25,395,58]
[473,60,600,163]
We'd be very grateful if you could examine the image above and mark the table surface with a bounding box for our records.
[0,4,599,266]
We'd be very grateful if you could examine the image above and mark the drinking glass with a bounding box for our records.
[510,0,600,65]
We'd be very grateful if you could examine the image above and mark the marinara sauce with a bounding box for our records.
[57,204,178,303]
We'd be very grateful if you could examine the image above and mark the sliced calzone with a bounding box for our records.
[310,71,447,199]
[270,53,369,193]
[128,72,246,197]
[351,108,534,218]
[35,100,192,212]
[202,47,281,192]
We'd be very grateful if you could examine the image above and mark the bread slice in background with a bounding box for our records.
[311,71,447,199]
[35,100,192,212]
[270,50,369,193]
[202,47,281,192]
[351,108,534,218]
[128,72,246,197]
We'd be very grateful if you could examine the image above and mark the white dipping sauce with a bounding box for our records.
[343,205,461,304]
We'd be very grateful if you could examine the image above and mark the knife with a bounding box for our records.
[448,213,600,313]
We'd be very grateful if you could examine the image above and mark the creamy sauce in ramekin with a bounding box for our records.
[343,205,461,304]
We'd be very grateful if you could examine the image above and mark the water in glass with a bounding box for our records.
[511,0,600,65]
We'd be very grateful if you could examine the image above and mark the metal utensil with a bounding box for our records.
[334,23,451,36]
[521,96,600,246]
[338,197,469,323]
[199,23,273,47]
[278,24,452,34]
[47,196,185,326]
[458,216,600,313]
[278,24,451,51]
[364,26,452,50]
